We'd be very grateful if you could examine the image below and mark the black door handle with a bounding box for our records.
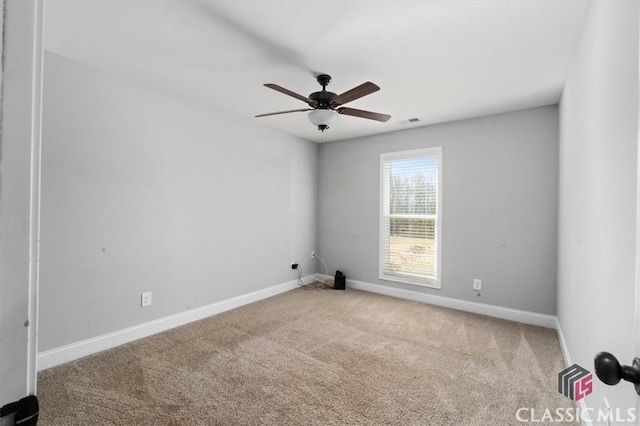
[594,352,640,395]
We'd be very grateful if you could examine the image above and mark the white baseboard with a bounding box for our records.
[342,277,557,329]
[313,273,332,283]
[555,318,592,426]
[555,317,573,367]
[37,275,316,371]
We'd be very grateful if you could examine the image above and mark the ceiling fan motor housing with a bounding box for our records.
[309,91,337,108]
[309,74,337,108]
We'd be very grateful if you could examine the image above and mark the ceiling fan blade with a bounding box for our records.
[331,82,380,106]
[255,108,311,118]
[264,84,315,105]
[338,107,391,122]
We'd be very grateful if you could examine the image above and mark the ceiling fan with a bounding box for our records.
[255,74,391,132]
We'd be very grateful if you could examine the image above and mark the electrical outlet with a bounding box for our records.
[473,279,482,291]
[141,292,152,307]
[311,251,316,258]
[291,262,298,270]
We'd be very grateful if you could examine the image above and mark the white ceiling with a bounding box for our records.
[43,0,589,143]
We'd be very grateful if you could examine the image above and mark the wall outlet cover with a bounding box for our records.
[473,279,482,291]
[141,292,152,307]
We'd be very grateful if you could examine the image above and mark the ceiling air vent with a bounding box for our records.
[408,118,420,123]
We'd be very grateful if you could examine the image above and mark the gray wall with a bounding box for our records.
[39,52,318,351]
[557,0,638,415]
[318,106,558,315]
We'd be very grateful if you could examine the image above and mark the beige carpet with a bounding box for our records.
[38,288,575,425]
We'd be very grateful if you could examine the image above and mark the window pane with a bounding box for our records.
[380,148,441,287]
[388,157,438,215]
[384,217,437,279]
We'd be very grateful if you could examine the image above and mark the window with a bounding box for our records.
[380,147,442,288]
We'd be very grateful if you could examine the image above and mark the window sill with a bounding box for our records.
[379,273,441,289]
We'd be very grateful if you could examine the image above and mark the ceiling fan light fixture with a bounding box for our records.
[308,109,337,131]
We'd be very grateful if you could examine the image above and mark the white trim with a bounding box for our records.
[0,0,45,401]
[37,276,315,371]
[555,317,573,367]
[313,273,332,284]
[27,0,45,394]
[635,10,640,418]
[552,321,594,426]
[345,278,557,328]
[379,273,440,290]
[557,318,591,426]
[577,398,593,426]
[379,146,443,289]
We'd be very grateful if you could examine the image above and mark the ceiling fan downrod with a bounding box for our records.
[316,74,331,90]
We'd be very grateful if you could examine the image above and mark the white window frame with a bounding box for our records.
[379,147,443,289]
